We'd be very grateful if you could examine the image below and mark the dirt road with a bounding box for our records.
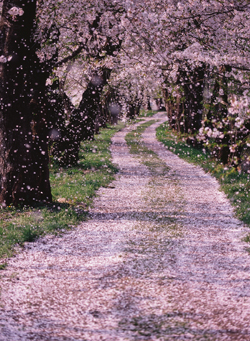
[1,113,250,340]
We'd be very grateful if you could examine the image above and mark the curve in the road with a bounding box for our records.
[0,113,250,341]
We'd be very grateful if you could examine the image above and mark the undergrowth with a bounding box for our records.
[0,123,124,261]
[156,122,250,230]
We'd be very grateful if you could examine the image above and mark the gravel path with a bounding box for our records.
[1,112,250,340]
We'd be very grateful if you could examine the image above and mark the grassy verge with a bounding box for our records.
[0,123,124,261]
[156,122,250,230]
[139,109,158,117]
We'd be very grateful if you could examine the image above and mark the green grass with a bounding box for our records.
[0,123,124,260]
[156,122,250,228]
[0,262,7,270]
[140,109,158,117]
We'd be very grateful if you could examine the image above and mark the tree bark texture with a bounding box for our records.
[0,0,52,206]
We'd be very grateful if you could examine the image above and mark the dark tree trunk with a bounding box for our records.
[0,0,52,206]
[127,101,141,119]
[51,68,112,166]
[206,66,229,123]
[147,96,151,110]
[181,65,204,134]
[98,87,121,126]
[205,65,231,164]
[163,64,205,134]
[77,68,112,140]
[101,88,112,126]
[162,86,183,132]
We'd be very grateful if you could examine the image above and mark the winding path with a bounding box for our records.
[1,112,250,340]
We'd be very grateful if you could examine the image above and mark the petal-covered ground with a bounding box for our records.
[1,113,250,340]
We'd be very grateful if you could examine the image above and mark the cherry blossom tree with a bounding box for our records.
[2,0,250,207]
[129,0,250,167]
[0,0,127,204]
